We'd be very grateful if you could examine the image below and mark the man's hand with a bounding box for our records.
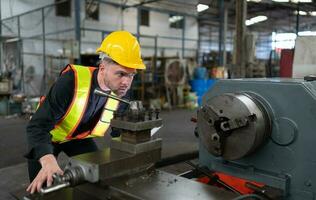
[26,154,63,194]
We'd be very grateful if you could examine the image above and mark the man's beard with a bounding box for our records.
[114,88,128,97]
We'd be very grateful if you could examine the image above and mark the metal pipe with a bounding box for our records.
[75,0,81,64]
[296,3,300,35]
[1,0,69,21]
[80,27,198,41]
[153,35,197,41]
[218,0,224,66]
[41,8,46,94]
[124,0,162,9]
[154,35,158,59]
[97,0,198,18]
[101,31,105,41]
[17,16,24,92]
[197,21,201,65]
[223,7,228,67]
[153,35,158,88]
[20,28,74,40]
[94,89,130,105]
[137,7,140,40]
[0,0,2,75]
[235,0,247,77]
[40,182,70,194]
[182,16,186,58]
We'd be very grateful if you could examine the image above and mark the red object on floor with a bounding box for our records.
[197,172,264,194]
[279,49,294,77]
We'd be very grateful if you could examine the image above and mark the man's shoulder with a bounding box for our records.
[59,64,75,79]
[54,65,75,90]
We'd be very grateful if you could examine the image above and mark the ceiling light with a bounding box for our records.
[272,32,297,41]
[197,4,209,12]
[247,0,262,2]
[292,0,312,2]
[298,31,316,36]
[272,0,312,2]
[169,15,183,23]
[245,15,268,26]
[294,10,307,15]
[272,0,289,2]
[309,11,316,16]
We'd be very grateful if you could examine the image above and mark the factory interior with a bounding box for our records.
[0,0,316,199]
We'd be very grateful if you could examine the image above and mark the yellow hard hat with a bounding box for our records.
[96,30,146,70]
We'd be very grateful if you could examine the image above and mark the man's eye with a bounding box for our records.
[118,72,125,77]
[116,72,135,78]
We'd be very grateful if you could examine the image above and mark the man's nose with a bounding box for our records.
[121,76,132,85]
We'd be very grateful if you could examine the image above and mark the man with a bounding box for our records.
[25,30,145,194]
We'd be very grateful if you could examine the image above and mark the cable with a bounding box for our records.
[231,194,265,200]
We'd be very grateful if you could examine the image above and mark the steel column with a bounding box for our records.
[223,6,228,67]
[41,8,46,94]
[197,22,201,65]
[296,4,299,35]
[0,0,2,75]
[75,0,81,64]
[137,7,140,40]
[182,16,186,58]
[235,0,247,77]
[218,0,224,66]
[154,36,158,59]
[17,16,24,92]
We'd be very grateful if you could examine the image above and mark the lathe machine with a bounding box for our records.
[15,78,316,200]
[16,89,237,200]
[197,77,316,200]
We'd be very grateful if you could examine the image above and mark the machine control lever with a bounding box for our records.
[94,88,131,105]
[40,166,85,194]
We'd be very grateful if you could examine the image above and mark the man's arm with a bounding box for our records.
[25,69,74,193]
[26,154,63,193]
[25,70,74,160]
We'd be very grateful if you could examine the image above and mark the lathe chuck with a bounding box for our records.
[197,93,271,160]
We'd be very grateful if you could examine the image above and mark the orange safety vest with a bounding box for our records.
[41,64,119,143]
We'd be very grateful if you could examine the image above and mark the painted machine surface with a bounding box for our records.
[197,78,316,200]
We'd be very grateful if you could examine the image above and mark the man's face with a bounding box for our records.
[99,61,136,97]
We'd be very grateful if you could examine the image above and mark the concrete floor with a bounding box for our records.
[0,109,199,199]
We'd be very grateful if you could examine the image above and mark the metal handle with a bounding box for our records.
[40,182,70,194]
[94,88,130,105]
[39,166,85,195]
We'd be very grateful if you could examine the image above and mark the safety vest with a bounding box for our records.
[46,64,120,143]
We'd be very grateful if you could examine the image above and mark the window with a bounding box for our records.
[55,0,71,17]
[140,9,150,26]
[86,0,99,21]
[169,15,184,29]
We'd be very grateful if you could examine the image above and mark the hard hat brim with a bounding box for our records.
[96,48,146,70]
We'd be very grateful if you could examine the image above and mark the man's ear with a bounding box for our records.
[99,62,109,75]
[99,61,106,70]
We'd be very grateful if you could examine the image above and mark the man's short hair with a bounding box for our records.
[99,53,118,65]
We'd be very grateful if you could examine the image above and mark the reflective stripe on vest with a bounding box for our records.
[90,92,119,136]
[49,64,119,143]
